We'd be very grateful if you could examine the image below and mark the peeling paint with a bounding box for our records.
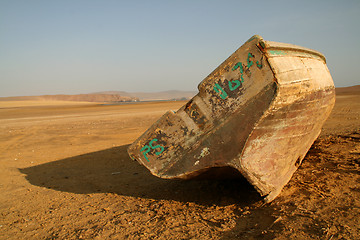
[269,50,287,55]
[197,147,210,159]
[128,35,335,203]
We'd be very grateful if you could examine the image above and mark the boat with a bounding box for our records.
[127,35,335,202]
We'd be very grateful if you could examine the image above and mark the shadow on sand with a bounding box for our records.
[20,144,281,239]
[19,144,262,207]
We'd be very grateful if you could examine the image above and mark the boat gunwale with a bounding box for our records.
[262,40,326,63]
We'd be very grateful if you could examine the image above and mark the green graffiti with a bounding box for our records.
[228,79,241,91]
[215,51,263,100]
[149,138,164,155]
[141,138,164,162]
[214,83,228,99]
[232,62,244,73]
[232,62,244,82]
[140,145,151,161]
[247,53,254,68]
[256,60,262,69]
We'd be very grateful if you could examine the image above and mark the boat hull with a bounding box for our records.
[127,35,335,202]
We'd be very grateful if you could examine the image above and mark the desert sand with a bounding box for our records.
[0,89,359,239]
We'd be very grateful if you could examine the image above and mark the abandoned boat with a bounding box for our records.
[127,35,335,202]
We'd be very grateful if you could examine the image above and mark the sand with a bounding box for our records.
[0,100,100,108]
[0,93,359,239]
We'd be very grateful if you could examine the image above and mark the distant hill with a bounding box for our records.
[93,90,197,101]
[0,90,196,103]
[3,85,357,103]
[335,85,360,95]
[0,94,139,103]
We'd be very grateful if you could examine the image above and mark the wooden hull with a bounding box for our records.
[127,35,335,202]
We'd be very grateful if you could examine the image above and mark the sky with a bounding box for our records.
[1,0,359,97]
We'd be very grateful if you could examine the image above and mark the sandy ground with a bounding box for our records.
[0,94,359,239]
[0,100,98,108]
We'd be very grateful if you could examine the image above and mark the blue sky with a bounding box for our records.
[1,0,359,97]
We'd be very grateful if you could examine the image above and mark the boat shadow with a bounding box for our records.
[19,144,262,206]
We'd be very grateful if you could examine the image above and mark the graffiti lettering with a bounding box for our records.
[141,138,164,162]
[214,52,263,100]
[140,145,151,161]
[247,53,254,68]
[214,83,228,99]
[228,79,241,91]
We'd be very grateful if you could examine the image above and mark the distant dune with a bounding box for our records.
[335,85,360,95]
[0,90,196,103]
[0,94,139,103]
[1,86,358,104]
[93,90,197,101]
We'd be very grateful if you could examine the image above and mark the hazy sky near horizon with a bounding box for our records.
[1,0,359,97]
